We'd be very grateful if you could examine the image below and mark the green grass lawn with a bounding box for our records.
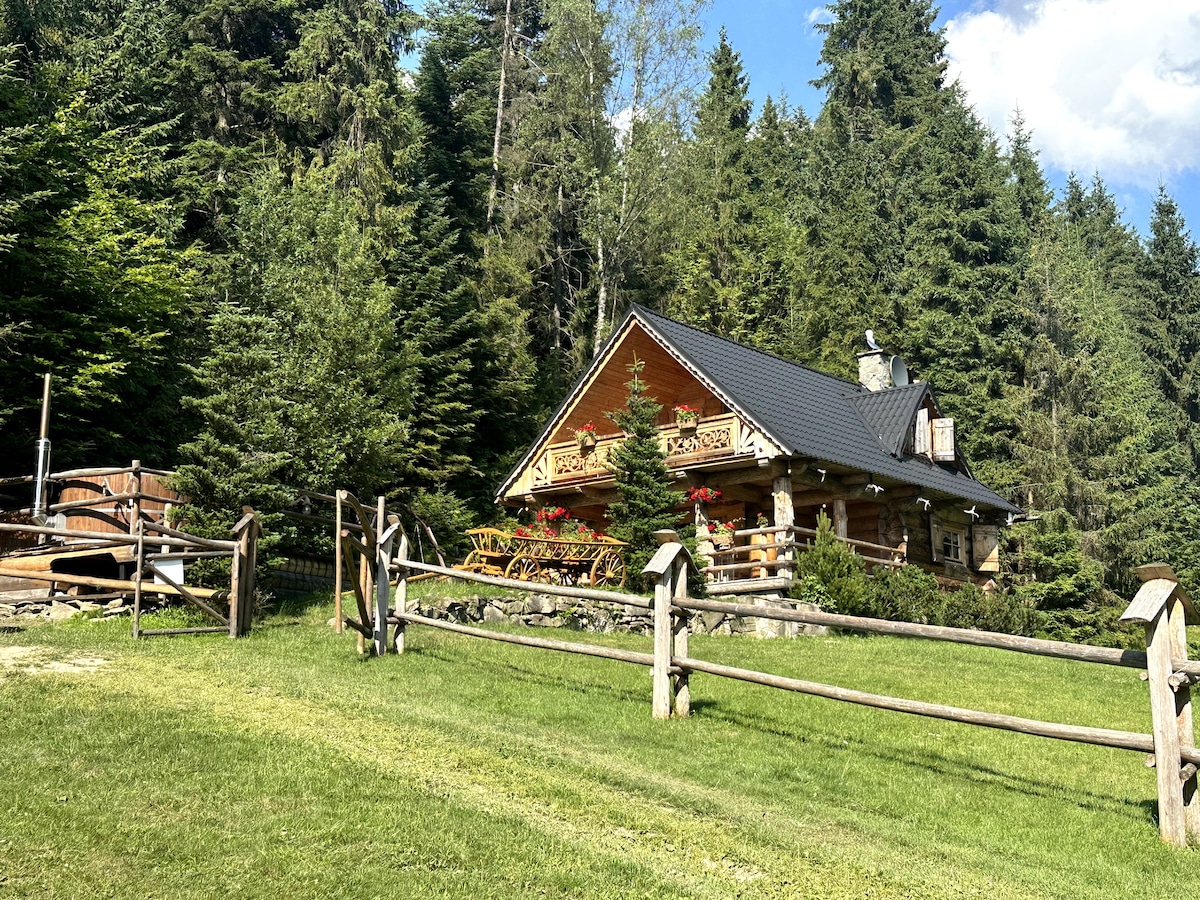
[1,597,1197,899]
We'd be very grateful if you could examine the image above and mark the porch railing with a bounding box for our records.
[701,525,906,583]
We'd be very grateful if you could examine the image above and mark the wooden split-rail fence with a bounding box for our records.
[331,491,449,653]
[342,513,1199,849]
[0,460,260,638]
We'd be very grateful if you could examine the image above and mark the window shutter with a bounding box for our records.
[914,407,930,456]
[972,524,1000,572]
[929,515,944,563]
[931,418,956,462]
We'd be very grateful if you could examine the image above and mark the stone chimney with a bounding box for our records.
[857,349,891,392]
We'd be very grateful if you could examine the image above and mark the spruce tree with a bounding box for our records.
[812,0,946,133]
[666,28,760,342]
[605,358,685,589]
[1006,109,1052,232]
[1137,187,1200,438]
[1006,189,1200,621]
[0,42,197,472]
[173,162,410,541]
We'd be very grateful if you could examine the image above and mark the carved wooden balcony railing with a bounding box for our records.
[530,413,768,489]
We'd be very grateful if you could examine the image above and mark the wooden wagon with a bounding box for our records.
[456,527,627,587]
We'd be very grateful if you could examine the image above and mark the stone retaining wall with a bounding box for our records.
[0,584,826,638]
[411,590,825,638]
[0,593,153,624]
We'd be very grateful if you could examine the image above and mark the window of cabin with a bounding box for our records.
[943,527,965,563]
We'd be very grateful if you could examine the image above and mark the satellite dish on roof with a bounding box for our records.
[890,356,910,387]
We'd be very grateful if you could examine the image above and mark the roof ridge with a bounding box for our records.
[630,304,869,393]
[849,381,928,401]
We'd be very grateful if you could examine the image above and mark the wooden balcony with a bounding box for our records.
[529,413,767,490]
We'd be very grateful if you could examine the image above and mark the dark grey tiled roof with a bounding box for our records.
[852,383,930,456]
[633,306,1021,514]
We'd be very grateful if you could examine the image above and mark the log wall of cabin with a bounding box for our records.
[905,506,935,565]
[903,504,989,585]
[792,500,884,545]
[845,501,882,545]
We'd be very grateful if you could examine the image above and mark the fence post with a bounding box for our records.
[1121,564,1199,848]
[128,459,142,538]
[651,559,674,719]
[1169,591,1200,843]
[393,532,409,655]
[359,506,373,655]
[334,490,343,634]
[229,507,261,638]
[132,519,144,639]
[672,555,690,718]
[644,532,697,720]
[373,497,396,657]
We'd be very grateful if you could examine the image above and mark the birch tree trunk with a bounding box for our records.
[486,0,514,237]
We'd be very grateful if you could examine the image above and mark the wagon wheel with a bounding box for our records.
[461,550,484,571]
[541,567,575,586]
[505,555,542,583]
[590,550,626,587]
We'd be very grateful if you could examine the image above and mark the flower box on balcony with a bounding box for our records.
[674,404,701,432]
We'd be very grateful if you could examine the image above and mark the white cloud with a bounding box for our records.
[806,6,833,26]
[609,106,639,147]
[944,0,1200,184]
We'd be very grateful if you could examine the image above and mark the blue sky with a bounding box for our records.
[704,0,1200,239]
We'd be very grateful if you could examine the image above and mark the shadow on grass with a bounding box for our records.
[695,696,1151,822]
[409,644,648,705]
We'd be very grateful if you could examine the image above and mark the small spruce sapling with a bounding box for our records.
[605,358,685,590]
[790,509,868,613]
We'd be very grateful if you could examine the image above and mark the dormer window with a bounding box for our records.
[911,406,956,464]
[931,417,956,462]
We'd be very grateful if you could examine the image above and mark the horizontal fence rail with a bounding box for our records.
[0,525,232,554]
[397,557,653,609]
[389,609,658,668]
[674,597,1155,671]
[675,655,1198,763]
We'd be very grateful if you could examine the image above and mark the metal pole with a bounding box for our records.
[32,374,52,525]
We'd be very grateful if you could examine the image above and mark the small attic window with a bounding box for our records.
[931,418,956,462]
[911,407,955,463]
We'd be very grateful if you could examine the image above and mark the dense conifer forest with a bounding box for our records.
[3,0,1198,640]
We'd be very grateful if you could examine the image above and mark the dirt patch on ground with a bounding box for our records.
[0,645,108,675]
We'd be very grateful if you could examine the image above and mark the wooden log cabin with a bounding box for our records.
[497,305,1022,596]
